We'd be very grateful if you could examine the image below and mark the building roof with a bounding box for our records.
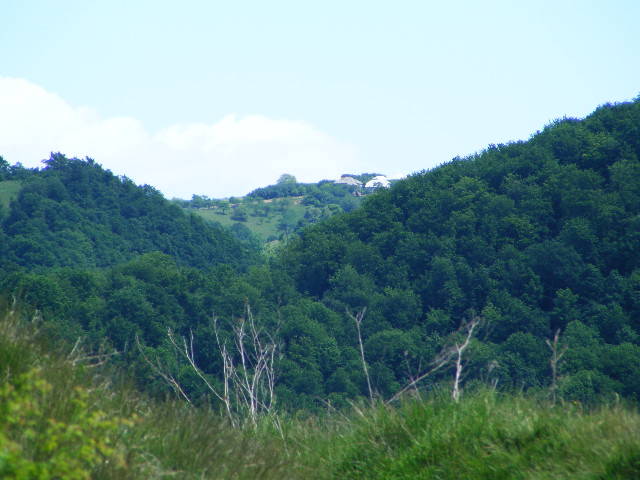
[365,175,390,188]
[335,175,363,186]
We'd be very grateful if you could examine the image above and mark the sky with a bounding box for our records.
[1,0,639,198]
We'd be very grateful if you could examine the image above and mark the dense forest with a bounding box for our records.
[0,154,257,271]
[278,100,640,404]
[1,99,639,416]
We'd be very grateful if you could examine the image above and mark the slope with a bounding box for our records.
[279,99,640,401]
[0,154,258,271]
[176,175,372,244]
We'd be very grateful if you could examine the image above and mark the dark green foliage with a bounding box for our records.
[2,100,640,410]
[279,99,640,402]
[0,154,258,271]
[246,176,363,221]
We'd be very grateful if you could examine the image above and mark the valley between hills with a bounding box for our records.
[0,99,639,478]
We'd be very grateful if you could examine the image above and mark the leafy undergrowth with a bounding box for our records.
[1,305,638,479]
[0,306,294,479]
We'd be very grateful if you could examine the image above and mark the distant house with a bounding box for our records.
[364,175,390,189]
[335,175,363,187]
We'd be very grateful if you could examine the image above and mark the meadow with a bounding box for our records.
[0,180,21,210]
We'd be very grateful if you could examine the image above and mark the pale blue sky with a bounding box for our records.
[1,1,639,197]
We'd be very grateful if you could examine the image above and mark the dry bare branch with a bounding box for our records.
[136,335,191,404]
[546,328,568,405]
[347,307,374,406]
[452,316,479,402]
[388,315,481,405]
[153,303,281,426]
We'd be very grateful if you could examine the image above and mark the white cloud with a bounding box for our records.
[0,77,361,198]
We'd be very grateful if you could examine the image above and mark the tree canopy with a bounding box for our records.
[0,154,258,271]
[1,99,639,410]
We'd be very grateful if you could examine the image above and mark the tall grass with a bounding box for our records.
[1,304,638,479]
[321,393,640,479]
[0,304,296,479]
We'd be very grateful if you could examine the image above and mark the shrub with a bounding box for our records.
[0,368,133,479]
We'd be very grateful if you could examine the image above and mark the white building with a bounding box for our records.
[364,175,390,189]
[335,175,363,187]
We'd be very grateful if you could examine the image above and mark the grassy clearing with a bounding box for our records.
[0,304,638,479]
[193,207,280,240]
[0,180,21,211]
[190,200,310,241]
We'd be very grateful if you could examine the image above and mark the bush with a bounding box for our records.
[0,368,132,479]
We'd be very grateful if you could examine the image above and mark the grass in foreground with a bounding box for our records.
[0,305,638,479]
[320,394,640,479]
[0,305,295,479]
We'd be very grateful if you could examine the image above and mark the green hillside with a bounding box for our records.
[0,156,22,213]
[0,180,21,212]
[279,99,640,403]
[190,196,310,243]
[0,154,258,270]
[0,99,639,419]
[174,175,390,244]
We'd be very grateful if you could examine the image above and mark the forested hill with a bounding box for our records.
[0,154,258,270]
[279,99,640,399]
[0,100,638,412]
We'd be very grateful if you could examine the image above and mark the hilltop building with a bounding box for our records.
[335,175,363,187]
[365,175,390,189]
